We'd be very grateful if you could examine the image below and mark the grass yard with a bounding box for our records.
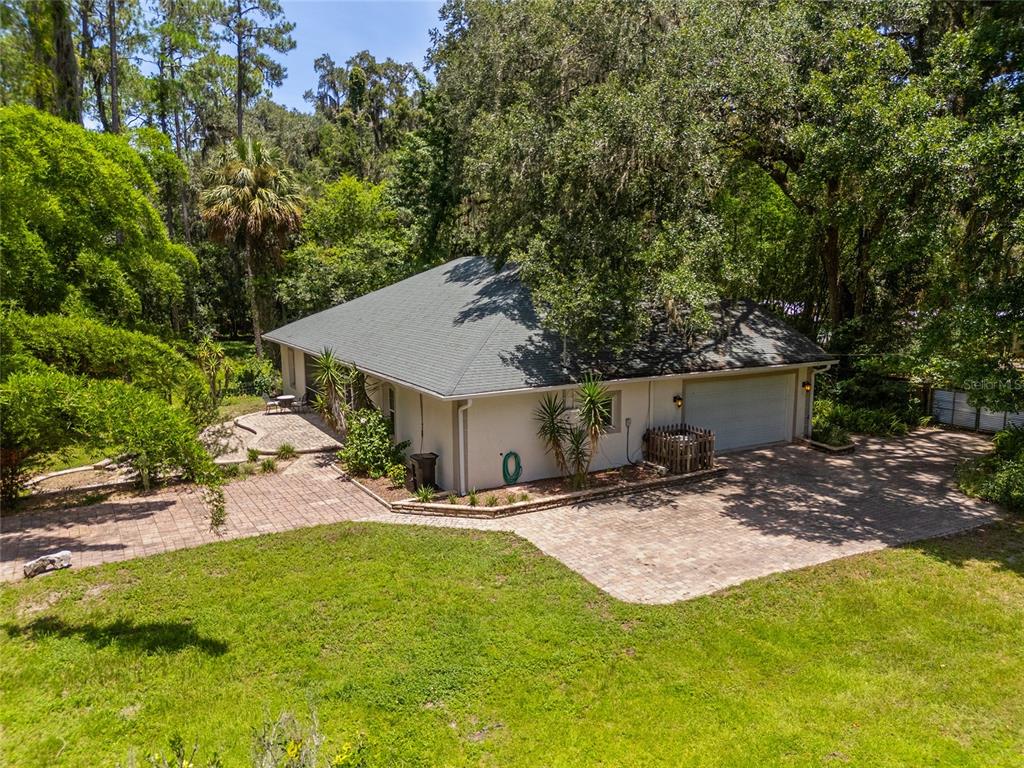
[1,520,1022,767]
[216,393,266,422]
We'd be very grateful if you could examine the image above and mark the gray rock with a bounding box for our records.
[23,550,72,578]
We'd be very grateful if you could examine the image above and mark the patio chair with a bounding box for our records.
[264,397,281,415]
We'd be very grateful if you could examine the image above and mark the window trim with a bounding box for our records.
[386,385,397,435]
[603,390,622,433]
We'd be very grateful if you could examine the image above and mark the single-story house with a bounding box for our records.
[264,257,836,493]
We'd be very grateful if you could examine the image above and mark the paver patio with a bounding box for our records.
[0,429,1002,603]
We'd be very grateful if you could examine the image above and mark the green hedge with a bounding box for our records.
[3,311,212,423]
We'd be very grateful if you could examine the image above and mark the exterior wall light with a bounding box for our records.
[673,394,684,408]
[802,380,812,393]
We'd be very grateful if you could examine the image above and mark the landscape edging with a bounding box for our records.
[385,465,728,518]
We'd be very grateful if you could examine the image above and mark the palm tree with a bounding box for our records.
[200,137,302,357]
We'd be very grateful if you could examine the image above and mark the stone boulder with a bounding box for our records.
[23,550,72,578]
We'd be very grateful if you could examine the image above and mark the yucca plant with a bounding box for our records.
[313,348,353,433]
[571,374,612,486]
[576,374,611,455]
[534,392,569,476]
[564,425,591,489]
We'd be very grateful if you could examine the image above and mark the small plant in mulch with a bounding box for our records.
[247,448,260,463]
[387,463,407,487]
[260,457,277,473]
[220,463,240,479]
[519,491,530,502]
[414,485,434,502]
[504,492,518,505]
[446,492,459,504]
[467,488,479,507]
[276,442,298,460]
[485,493,500,507]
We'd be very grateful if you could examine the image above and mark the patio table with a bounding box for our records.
[275,395,295,410]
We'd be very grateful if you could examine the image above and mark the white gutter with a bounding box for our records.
[457,399,473,495]
[436,360,841,401]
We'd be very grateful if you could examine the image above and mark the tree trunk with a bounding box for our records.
[108,0,120,132]
[51,0,82,124]
[821,178,842,328]
[28,1,51,112]
[235,0,244,138]
[79,0,110,131]
[244,245,264,357]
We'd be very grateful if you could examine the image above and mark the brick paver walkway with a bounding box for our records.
[0,430,1001,603]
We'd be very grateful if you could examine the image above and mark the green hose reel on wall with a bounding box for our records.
[502,451,522,484]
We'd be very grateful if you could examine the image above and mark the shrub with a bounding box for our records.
[415,485,434,502]
[276,443,298,460]
[3,310,212,423]
[0,370,214,505]
[219,463,240,479]
[485,493,500,506]
[519,491,530,502]
[337,408,410,477]
[260,457,277,473]
[505,492,518,505]
[247,448,260,463]
[467,488,479,506]
[812,398,920,438]
[387,463,406,486]
[232,355,279,396]
[811,421,851,447]
[959,426,1024,513]
[446,492,459,504]
[993,425,1024,460]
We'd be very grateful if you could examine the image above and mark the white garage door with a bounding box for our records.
[686,374,796,452]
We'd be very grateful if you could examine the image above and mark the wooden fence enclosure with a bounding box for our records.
[642,424,716,474]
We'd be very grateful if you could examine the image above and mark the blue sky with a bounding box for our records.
[274,1,444,112]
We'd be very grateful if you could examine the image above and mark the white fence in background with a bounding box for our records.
[931,389,1024,433]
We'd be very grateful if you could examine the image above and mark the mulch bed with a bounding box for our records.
[351,464,663,506]
[345,474,412,503]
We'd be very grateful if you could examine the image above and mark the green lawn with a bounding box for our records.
[216,393,266,422]
[1,520,1022,767]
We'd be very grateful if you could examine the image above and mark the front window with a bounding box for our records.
[603,390,622,433]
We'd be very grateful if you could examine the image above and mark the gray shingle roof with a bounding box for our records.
[263,256,834,398]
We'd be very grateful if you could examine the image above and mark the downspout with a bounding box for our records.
[458,399,473,495]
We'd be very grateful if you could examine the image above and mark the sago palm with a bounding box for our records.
[200,137,303,357]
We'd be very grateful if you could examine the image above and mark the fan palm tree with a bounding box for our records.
[200,137,303,357]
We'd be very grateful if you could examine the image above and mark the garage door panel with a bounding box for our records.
[686,374,795,451]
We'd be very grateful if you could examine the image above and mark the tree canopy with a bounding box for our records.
[0,105,197,329]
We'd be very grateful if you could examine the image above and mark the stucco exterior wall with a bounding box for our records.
[280,345,306,396]
[274,346,812,492]
[365,376,456,491]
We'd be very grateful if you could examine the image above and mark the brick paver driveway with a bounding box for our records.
[0,430,1001,603]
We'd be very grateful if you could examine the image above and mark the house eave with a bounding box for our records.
[265,330,837,401]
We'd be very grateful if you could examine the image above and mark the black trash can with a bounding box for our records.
[409,452,439,490]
